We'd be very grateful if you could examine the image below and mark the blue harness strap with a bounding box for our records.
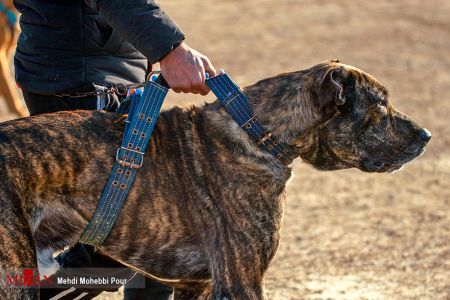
[206,72,295,164]
[80,80,168,246]
[80,71,293,246]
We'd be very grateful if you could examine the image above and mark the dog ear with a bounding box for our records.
[329,69,346,105]
[317,67,347,109]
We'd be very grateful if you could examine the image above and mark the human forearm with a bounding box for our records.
[86,0,185,63]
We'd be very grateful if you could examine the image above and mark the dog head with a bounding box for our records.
[245,61,430,172]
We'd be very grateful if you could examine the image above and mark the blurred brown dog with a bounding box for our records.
[0,61,431,299]
[0,0,27,117]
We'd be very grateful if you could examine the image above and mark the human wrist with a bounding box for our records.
[159,39,185,62]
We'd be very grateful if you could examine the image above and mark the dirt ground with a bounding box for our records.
[1,0,448,299]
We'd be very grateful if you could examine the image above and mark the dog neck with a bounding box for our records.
[201,101,290,181]
[204,72,331,168]
[242,72,323,144]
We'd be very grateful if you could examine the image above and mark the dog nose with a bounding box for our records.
[420,128,432,143]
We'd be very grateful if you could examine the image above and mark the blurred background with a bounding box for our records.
[2,0,449,299]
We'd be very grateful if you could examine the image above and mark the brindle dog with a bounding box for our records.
[0,61,430,299]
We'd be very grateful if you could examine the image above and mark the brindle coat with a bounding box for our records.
[0,61,430,299]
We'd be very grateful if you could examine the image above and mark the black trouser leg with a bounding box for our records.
[40,245,173,300]
[21,90,98,115]
[40,244,131,300]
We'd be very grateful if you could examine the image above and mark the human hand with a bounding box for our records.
[160,42,217,95]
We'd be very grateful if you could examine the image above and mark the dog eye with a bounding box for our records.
[378,99,388,107]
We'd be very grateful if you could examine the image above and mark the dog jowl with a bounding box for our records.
[0,61,430,300]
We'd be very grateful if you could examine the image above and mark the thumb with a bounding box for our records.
[202,57,217,78]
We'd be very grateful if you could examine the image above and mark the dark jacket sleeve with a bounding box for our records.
[86,0,185,64]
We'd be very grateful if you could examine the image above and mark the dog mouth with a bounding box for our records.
[362,161,404,173]
[416,145,427,158]
[361,145,427,173]
[384,163,405,173]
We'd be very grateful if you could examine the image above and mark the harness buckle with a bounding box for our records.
[257,132,273,145]
[115,147,144,169]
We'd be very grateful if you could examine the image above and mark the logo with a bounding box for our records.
[1,269,53,288]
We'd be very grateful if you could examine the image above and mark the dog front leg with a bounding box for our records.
[173,282,212,300]
[209,256,267,300]
[0,206,39,299]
